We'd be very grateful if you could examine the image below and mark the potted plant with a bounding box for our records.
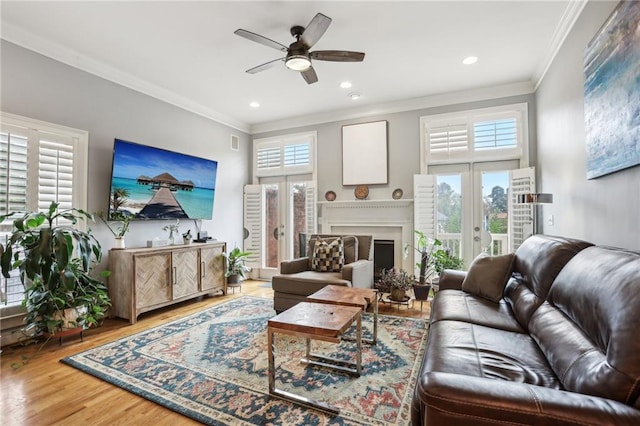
[222,246,252,285]
[162,219,180,245]
[375,268,414,301]
[0,202,111,338]
[97,210,131,249]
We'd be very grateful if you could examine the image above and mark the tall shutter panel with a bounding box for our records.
[0,127,29,216]
[413,174,437,276]
[509,167,535,252]
[243,184,264,269]
[38,136,74,212]
[304,181,317,236]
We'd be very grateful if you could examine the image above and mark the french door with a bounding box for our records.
[418,160,529,266]
[244,177,316,280]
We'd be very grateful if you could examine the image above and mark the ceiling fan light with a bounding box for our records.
[285,55,311,71]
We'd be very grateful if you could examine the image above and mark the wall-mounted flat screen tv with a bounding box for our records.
[108,139,218,220]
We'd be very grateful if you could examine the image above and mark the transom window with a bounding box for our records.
[254,132,316,177]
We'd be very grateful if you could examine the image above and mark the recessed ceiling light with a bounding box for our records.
[340,81,352,89]
[349,93,361,100]
[249,101,260,108]
[462,56,478,65]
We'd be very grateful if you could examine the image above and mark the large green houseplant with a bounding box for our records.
[0,202,111,337]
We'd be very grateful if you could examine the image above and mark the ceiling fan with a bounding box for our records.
[234,13,365,84]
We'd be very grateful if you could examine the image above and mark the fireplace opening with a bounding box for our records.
[374,239,395,282]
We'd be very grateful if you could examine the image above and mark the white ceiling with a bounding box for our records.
[0,1,586,133]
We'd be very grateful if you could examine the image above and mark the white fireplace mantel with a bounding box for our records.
[318,199,414,272]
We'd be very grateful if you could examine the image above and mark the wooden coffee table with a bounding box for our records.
[307,285,378,344]
[267,301,363,414]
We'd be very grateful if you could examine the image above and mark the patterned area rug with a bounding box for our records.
[62,296,428,425]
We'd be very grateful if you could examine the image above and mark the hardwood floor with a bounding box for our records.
[0,280,430,425]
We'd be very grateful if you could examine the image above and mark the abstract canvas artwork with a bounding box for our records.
[584,1,640,179]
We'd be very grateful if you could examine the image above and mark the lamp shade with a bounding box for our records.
[516,193,553,204]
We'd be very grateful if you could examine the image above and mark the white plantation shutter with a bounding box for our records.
[243,184,264,269]
[421,104,527,169]
[413,174,437,276]
[427,124,469,156]
[0,126,29,216]
[254,132,315,177]
[509,167,536,252]
[304,181,317,236]
[38,137,75,212]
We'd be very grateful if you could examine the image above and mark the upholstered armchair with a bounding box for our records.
[272,234,374,313]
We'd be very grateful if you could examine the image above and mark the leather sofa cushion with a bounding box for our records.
[462,253,515,302]
[425,320,561,388]
[532,246,640,408]
[430,290,524,333]
[506,235,593,330]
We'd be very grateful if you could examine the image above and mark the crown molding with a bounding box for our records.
[250,81,536,134]
[1,22,251,134]
[533,0,588,90]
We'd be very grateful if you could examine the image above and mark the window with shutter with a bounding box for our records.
[254,132,315,177]
[0,112,88,308]
[421,103,527,168]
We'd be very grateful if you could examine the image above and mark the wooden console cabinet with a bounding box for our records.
[108,242,226,323]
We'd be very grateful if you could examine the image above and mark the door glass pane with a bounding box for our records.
[264,183,279,268]
[482,171,509,255]
[436,175,462,258]
[290,182,307,258]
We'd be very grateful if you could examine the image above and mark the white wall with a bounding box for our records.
[0,40,251,256]
[536,2,640,249]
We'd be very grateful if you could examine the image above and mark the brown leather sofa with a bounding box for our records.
[272,234,374,313]
[412,234,640,425]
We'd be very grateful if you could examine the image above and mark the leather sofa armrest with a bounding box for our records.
[413,372,640,426]
[280,257,310,274]
[342,260,374,289]
[438,269,466,290]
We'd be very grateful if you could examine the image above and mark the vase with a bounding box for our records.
[114,237,126,249]
[390,287,406,302]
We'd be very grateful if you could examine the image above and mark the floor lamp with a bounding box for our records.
[516,193,553,236]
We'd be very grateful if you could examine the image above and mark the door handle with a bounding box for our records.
[201,261,205,278]
[273,227,279,240]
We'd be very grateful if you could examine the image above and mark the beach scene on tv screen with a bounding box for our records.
[109,140,217,220]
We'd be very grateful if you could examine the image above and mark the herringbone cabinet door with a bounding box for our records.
[200,245,224,292]
[135,253,172,308]
[172,249,199,299]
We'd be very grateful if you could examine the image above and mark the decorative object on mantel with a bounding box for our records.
[392,188,403,200]
[354,184,369,200]
[342,120,388,185]
[584,1,640,179]
[324,190,336,201]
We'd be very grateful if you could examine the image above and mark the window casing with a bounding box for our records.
[1,112,88,308]
[420,103,529,171]
[253,131,316,179]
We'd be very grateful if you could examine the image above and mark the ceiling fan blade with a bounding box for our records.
[301,66,318,84]
[234,29,288,52]
[246,58,284,74]
[300,13,332,49]
[311,50,365,62]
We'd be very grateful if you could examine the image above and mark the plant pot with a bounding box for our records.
[413,284,431,301]
[390,287,406,302]
[50,305,88,334]
[227,274,242,286]
[114,237,126,249]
